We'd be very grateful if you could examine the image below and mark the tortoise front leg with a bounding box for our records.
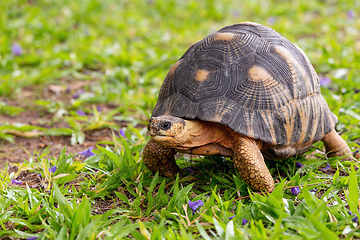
[143,139,180,177]
[322,129,353,159]
[233,137,275,192]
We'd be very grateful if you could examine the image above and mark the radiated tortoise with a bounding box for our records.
[143,22,353,192]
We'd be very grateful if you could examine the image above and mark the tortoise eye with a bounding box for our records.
[161,122,171,131]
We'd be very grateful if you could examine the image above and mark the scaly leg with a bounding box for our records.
[143,139,180,177]
[322,129,353,159]
[233,137,275,192]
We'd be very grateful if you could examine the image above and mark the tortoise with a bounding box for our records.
[143,22,352,192]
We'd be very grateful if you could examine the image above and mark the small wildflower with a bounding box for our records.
[76,109,86,116]
[349,211,359,223]
[65,87,71,94]
[290,187,300,195]
[72,89,85,99]
[347,10,355,20]
[26,237,38,240]
[322,163,330,171]
[229,215,235,220]
[119,128,125,138]
[319,77,330,87]
[295,162,302,168]
[267,17,276,25]
[231,10,240,18]
[11,43,22,56]
[11,179,23,185]
[183,167,194,174]
[49,166,57,173]
[78,147,95,157]
[188,200,204,214]
[96,105,102,112]
[84,27,90,37]
[241,218,248,225]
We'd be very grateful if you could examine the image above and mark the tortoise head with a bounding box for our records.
[148,116,186,147]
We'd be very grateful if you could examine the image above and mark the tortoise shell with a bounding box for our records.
[152,22,337,146]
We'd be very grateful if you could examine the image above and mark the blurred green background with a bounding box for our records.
[1,0,359,122]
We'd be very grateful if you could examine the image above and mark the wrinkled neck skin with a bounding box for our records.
[181,120,225,149]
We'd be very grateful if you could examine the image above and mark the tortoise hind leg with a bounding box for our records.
[143,139,180,177]
[322,129,353,159]
[233,137,275,192]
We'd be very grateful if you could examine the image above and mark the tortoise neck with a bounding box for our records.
[183,120,233,147]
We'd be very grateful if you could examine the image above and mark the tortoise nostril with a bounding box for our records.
[161,121,171,131]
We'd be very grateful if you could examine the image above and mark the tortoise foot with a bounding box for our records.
[233,137,275,193]
[322,129,353,160]
[143,139,180,177]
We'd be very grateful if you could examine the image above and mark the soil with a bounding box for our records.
[0,81,121,173]
[0,125,113,171]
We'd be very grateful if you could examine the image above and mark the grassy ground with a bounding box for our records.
[1,0,360,239]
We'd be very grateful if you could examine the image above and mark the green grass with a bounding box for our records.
[1,0,360,239]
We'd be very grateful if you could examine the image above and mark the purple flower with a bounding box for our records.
[347,10,355,20]
[11,43,22,56]
[349,211,359,223]
[27,237,38,240]
[78,147,95,157]
[231,10,240,18]
[241,218,248,225]
[319,77,330,87]
[72,89,85,99]
[188,200,204,214]
[96,105,102,112]
[183,167,194,174]
[76,109,86,116]
[11,179,23,185]
[119,129,125,138]
[229,215,235,220]
[295,162,302,168]
[267,17,276,25]
[84,28,90,37]
[65,87,71,94]
[323,163,330,171]
[49,166,57,173]
[290,187,300,195]
[310,188,318,193]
